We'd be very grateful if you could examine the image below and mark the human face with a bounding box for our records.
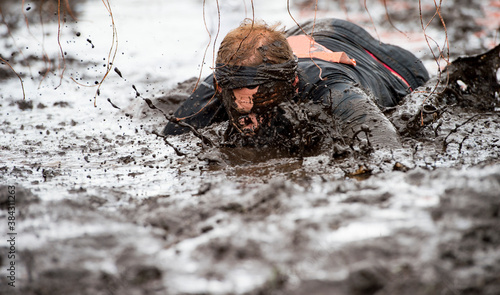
[220,75,300,136]
[214,55,299,136]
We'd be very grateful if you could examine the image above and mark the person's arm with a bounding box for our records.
[321,83,402,150]
[162,75,227,135]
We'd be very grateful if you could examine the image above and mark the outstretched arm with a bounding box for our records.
[162,75,227,135]
[322,83,402,150]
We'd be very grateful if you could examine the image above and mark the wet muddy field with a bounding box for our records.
[1,0,500,294]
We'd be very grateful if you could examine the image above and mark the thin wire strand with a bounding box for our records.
[363,0,380,42]
[179,0,258,122]
[63,0,77,21]
[210,0,222,77]
[176,0,224,121]
[382,0,408,38]
[92,0,119,106]
[287,0,325,80]
[191,0,213,93]
[0,7,31,75]
[21,0,52,87]
[55,0,67,89]
[54,0,81,88]
[38,0,52,87]
[418,0,450,125]
[0,57,26,100]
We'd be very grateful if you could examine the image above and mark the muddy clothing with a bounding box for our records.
[163,19,429,149]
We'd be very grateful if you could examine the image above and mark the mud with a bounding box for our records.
[1,0,500,294]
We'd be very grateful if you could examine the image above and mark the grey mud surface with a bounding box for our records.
[1,1,500,294]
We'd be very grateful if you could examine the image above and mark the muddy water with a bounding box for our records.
[1,0,500,294]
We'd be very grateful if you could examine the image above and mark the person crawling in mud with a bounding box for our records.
[162,18,429,154]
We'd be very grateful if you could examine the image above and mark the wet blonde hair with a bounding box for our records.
[216,19,295,66]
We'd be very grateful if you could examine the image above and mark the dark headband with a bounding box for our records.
[214,56,298,89]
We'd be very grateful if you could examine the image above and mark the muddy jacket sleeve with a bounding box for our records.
[326,83,402,149]
[162,76,227,135]
[297,59,402,149]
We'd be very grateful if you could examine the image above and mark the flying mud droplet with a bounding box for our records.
[114,67,123,78]
[132,85,140,97]
[143,98,157,110]
[87,39,95,48]
[107,98,121,109]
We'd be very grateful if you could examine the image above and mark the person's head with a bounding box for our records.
[214,19,299,136]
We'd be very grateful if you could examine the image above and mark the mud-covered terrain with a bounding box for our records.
[1,0,500,294]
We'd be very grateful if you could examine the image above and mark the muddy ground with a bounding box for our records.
[1,0,500,294]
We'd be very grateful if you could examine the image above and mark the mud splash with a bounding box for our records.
[4,50,500,294]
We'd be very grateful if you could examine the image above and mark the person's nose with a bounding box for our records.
[232,86,259,113]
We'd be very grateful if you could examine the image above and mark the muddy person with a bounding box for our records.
[163,18,429,152]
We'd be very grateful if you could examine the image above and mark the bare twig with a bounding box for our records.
[55,0,67,89]
[223,2,255,67]
[192,0,222,93]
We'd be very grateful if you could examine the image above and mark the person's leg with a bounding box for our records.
[331,19,429,90]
